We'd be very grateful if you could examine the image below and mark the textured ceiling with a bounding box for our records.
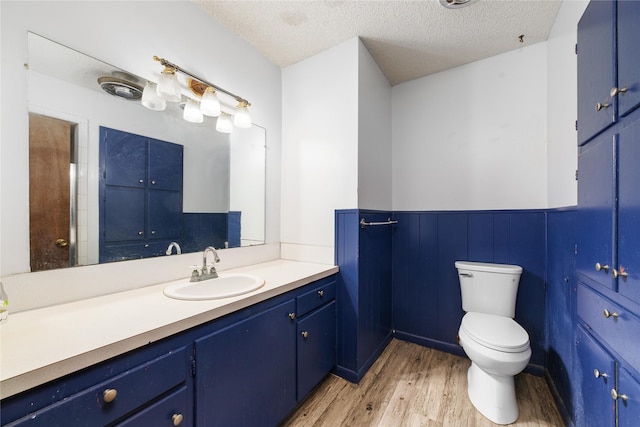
[195,0,562,86]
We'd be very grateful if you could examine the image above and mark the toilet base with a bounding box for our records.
[467,362,519,425]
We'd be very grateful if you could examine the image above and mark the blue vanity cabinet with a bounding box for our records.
[577,0,616,145]
[575,326,616,427]
[194,299,298,427]
[296,281,337,400]
[99,127,183,262]
[615,0,640,119]
[2,346,191,427]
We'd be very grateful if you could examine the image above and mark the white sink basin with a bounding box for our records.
[163,274,265,301]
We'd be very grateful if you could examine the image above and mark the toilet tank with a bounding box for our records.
[455,261,523,318]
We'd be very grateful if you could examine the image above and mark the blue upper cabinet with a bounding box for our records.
[99,127,183,262]
[616,0,640,118]
[616,119,640,305]
[577,0,616,145]
[576,132,617,291]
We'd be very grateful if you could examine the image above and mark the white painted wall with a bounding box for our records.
[281,38,359,264]
[358,41,392,211]
[547,0,589,208]
[0,1,281,277]
[392,43,549,211]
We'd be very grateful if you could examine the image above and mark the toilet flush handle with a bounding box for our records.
[459,272,473,277]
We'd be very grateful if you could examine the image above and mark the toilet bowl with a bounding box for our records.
[455,261,531,425]
[458,312,531,424]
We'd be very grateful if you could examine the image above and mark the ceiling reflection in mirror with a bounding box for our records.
[27,32,266,271]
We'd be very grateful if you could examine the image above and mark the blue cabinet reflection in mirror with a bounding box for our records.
[99,127,237,262]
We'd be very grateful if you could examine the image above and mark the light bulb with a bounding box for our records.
[234,102,252,128]
[156,66,181,102]
[141,81,167,111]
[183,99,204,123]
[216,113,234,134]
[201,87,221,117]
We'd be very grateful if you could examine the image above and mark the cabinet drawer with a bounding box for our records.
[6,347,187,427]
[114,386,188,427]
[577,284,640,369]
[297,281,335,317]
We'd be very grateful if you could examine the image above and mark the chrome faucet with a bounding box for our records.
[190,246,220,282]
[165,242,182,255]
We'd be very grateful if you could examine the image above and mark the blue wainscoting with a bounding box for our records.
[392,210,547,374]
[545,208,577,424]
[182,213,229,253]
[335,210,394,382]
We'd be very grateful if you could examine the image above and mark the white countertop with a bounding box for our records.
[0,260,338,399]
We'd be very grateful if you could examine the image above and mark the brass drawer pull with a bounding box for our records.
[595,263,609,272]
[301,331,309,339]
[596,102,610,111]
[610,86,628,97]
[612,268,628,279]
[603,309,619,319]
[172,413,184,426]
[103,388,118,403]
[317,290,324,298]
[288,312,296,320]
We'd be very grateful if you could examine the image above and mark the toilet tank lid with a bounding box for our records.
[461,312,530,352]
[455,261,522,274]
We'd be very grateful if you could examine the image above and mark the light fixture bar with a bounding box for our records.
[153,56,250,107]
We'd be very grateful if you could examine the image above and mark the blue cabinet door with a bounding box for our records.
[102,128,146,188]
[577,132,617,290]
[148,139,183,191]
[577,0,616,145]
[617,119,640,305]
[297,301,336,401]
[617,366,640,427]
[616,0,640,118]
[148,190,182,240]
[575,326,616,427]
[104,187,145,242]
[194,299,297,427]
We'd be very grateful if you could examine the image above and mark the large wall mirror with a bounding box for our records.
[27,32,266,271]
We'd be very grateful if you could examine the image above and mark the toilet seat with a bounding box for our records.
[461,312,529,353]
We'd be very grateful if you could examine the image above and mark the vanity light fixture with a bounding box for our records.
[201,86,221,117]
[148,55,252,132]
[156,64,182,102]
[216,112,234,134]
[234,100,252,128]
[183,98,204,123]
[141,81,167,111]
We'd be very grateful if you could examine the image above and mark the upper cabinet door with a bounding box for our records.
[577,0,617,145]
[617,119,640,305]
[102,127,146,188]
[577,131,617,291]
[616,0,640,118]
[148,139,183,192]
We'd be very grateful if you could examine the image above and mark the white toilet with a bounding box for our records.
[455,261,531,425]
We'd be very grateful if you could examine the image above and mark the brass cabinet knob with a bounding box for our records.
[610,86,628,97]
[612,268,628,279]
[301,331,309,338]
[172,413,184,426]
[138,231,144,236]
[317,290,324,298]
[596,102,610,111]
[595,262,609,272]
[55,238,68,248]
[611,388,628,401]
[593,368,609,379]
[139,179,144,184]
[103,388,118,403]
[603,309,619,319]
[288,312,296,320]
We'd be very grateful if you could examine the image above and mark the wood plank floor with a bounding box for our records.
[282,339,564,427]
